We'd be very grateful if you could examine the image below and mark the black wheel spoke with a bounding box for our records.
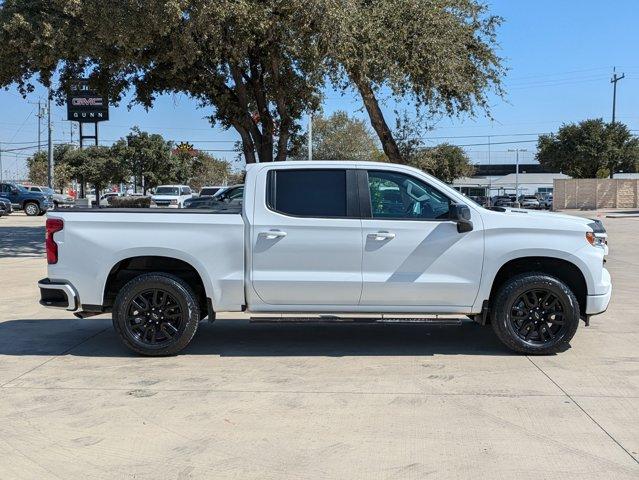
[510,287,567,345]
[125,287,184,348]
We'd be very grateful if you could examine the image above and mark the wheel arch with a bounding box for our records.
[484,256,588,316]
[102,255,213,318]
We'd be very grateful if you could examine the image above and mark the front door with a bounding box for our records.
[250,167,363,307]
[360,169,484,309]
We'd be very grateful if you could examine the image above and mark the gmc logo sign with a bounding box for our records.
[71,97,103,106]
[67,79,109,122]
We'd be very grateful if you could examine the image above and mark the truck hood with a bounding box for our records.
[490,207,600,231]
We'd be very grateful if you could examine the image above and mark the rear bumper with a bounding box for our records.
[38,278,78,311]
[585,268,612,315]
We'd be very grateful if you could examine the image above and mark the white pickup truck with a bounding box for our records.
[39,161,611,356]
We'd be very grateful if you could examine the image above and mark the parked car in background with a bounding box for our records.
[39,162,611,357]
[0,196,13,215]
[492,195,515,208]
[0,182,52,216]
[28,186,75,208]
[197,186,225,198]
[518,195,541,209]
[184,185,244,209]
[538,194,553,210]
[99,192,122,206]
[150,185,193,208]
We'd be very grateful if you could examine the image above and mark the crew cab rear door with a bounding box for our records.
[358,168,484,310]
[249,166,363,306]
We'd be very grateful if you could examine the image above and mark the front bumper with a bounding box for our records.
[38,278,78,311]
[585,268,612,315]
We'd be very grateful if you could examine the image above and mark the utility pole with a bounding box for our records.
[47,87,54,189]
[611,67,625,124]
[508,148,527,207]
[307,113,313,161]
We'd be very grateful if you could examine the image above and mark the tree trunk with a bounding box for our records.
[232,121,257,164]
[354,78,404,164]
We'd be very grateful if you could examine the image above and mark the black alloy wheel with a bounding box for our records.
[113,273,200,356]
[491,273,580,354]
[125,288,183,347]
[508,289,567,346]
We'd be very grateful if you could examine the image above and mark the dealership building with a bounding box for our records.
[452,163,571,198]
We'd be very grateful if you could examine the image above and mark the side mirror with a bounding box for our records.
[450,203,473,233]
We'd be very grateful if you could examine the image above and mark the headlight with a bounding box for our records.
[586,232,607,248]
[170,199,178,205]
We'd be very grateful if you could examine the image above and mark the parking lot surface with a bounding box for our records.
[1,212,638,479]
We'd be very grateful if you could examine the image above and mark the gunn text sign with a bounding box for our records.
[67,80,109,122]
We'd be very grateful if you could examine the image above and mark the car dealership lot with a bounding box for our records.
[0,212,638,479]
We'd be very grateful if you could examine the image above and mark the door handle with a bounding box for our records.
[367,231,396,241]
[259,229,287,239]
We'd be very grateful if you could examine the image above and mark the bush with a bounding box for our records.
[107,196,152,208]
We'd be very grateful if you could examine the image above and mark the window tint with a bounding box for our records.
[181,187,191,195]
[269,169,347,217]
[368,170,450,220]
[200,187,220,196]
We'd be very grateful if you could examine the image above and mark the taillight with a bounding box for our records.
[46,218,64,264]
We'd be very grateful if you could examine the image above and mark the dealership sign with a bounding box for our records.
[66,80,109,122]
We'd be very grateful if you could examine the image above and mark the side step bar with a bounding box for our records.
[250,315,463,326]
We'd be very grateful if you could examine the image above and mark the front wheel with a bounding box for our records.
[112,273,200,356]
[24,202,40,216]
[491,273,580,354]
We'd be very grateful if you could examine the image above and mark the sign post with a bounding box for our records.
[67,80,109,200]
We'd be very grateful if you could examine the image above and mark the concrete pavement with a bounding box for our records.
[0,211,638,479]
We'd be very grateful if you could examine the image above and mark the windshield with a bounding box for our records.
[216,186,244,201]
[155,187,180,195]
[41,187,54,194]
[200,187,220,196]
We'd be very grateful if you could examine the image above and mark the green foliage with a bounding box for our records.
[392,115,474,182]
[64,146,128,192]
[26,144,76,189]
[537,120,639,178]
[182,150,232,191]
[325,0,505,162]
[309,111,381,161]
[410,144,476,184]
[0,0,504,166]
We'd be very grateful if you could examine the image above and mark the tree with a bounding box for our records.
[326,0,505,163]
[309,111,381,161]
[182,150,233,190]
[410,144,475,183]
[0,0,328,164]
[26,144,74,190]
[537,119,639,178]
[392,114,474,182]
[64,146,129,204]
[110,128,174,193]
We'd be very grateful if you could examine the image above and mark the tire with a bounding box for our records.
[24,202,40,216]
[491,273,580,354]
[112,273,200,356]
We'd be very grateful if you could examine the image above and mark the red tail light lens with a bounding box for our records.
[45,218,64,264]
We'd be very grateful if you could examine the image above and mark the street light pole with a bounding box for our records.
[508,148,527,207]
[307,113,313,161]
[47,87,54,189]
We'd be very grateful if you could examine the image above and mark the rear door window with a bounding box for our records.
[268,169,348,218]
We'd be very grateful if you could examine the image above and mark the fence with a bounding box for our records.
[553,178,639,210]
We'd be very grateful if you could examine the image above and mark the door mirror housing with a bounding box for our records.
[450,203,473,233]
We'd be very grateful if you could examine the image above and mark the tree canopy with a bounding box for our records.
[310,111,380,161]
[0,0,504,165]
[537,119,639,178]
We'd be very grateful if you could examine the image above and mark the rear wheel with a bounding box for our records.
[112,273,200,356]
[24,202,40,216]
[491,273,580,354]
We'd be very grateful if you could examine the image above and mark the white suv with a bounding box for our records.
[151,185,193,208]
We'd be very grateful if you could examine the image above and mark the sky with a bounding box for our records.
[1,0,638,180]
